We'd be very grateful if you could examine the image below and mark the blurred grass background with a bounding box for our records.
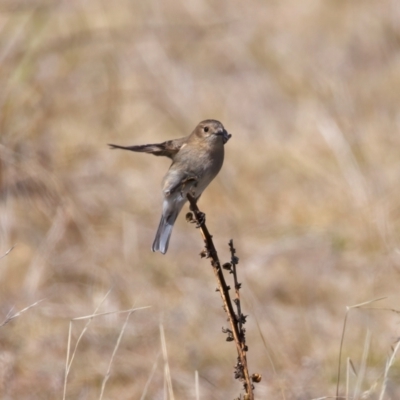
[1,0,400,399]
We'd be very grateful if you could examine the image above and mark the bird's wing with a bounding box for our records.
[108,136,187,159]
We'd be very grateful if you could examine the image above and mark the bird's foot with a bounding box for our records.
[186,212,194,223]
[195,211,206,228]
[185,211,204,227]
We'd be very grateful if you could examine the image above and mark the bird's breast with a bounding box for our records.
[164,141,224,197]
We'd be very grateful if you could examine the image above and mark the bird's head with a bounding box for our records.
[195,120,232,144]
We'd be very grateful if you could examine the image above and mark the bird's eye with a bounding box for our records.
[204,127,209,133]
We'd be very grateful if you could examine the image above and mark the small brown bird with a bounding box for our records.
[109,119,231,254]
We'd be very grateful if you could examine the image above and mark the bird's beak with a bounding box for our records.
[217,129,232,144]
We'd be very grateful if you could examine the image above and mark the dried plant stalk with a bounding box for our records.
[186,194,257,399]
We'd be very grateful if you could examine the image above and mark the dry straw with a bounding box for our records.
[186,194,259,400]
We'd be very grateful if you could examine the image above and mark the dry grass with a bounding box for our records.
[1,1,400,399]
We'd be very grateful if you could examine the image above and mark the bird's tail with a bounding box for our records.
[152,211,179,254]
[152,215,173,254]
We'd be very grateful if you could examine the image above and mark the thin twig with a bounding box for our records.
[99,307,135,400]
[346,357,350,400]
[186,194,255,399]
[353,330,371,400]
[0,245,16,261]
[378,338,400,400]
[63,291,150,400]
[195,370,200,400]
[72,306,150,321]
[63,289,113,400]
[139,352,161,400]
[160,323,175,400]
[229,240,245,340]
[0,298,45,327]
[336,297,386,398]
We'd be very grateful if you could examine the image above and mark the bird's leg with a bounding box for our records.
[180,175,198,198]
[187,192,206,228]
[195,211,206,228]
[182,177,206,227]
[166,174,198,198]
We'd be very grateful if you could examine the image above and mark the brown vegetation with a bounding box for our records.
[1,1,400,399]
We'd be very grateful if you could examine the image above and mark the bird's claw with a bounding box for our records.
[195,212,206,228]
[185,212,194,223]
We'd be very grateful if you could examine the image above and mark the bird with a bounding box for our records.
[109,119,231,254]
